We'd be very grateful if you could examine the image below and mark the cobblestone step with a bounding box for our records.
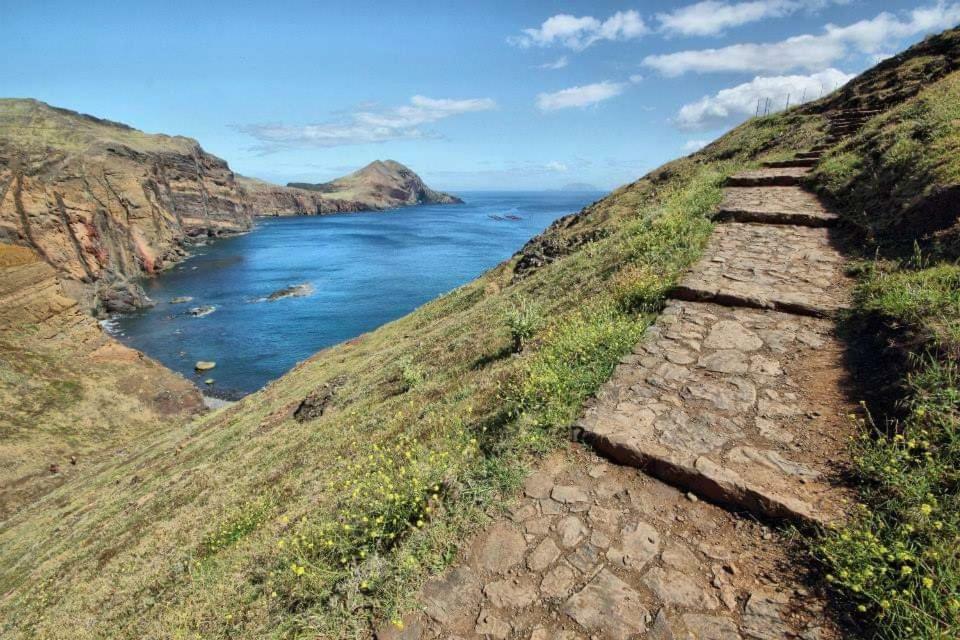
[669,223,850,317]
[724,167,810,187]
[576,299,854,526]
[761,158,818,169]
[384,448,840,640]
[714,186,839,227]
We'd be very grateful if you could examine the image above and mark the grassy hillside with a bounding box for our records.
[0,98,198,155]
[803,27,960,640]
[0,106,825,636]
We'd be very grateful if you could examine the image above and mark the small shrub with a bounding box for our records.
[503,297,543,353]
[396,356,425,391]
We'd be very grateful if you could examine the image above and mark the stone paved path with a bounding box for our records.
[383,125,865,639]
[670,223,849,317]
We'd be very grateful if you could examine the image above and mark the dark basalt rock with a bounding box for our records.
[512,211,608,281]
[293,376,346,423]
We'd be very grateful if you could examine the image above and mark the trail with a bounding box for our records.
[383,110,876,640]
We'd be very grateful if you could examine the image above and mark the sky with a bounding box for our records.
[2,1,959,191]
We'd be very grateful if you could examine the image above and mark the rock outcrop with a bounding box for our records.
[240,159,461,216]
[0,98,254,312]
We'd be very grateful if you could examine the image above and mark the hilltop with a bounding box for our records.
[0,26,958,640]
[289,160,461,207]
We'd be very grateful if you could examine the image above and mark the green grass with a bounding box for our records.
[809,31,960,638]
[0,98,197,155]
[811,67,960,260]
[817,263,960,639]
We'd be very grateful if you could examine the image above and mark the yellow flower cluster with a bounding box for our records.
[272,429,476,590]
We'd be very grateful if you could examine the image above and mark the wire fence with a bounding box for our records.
[753,81,843,117]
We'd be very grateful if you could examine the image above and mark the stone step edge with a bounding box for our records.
[761,159,817,169]
[712,208,838,227]
[572,425,827,526]
[667,283,842,318]
[724,175,803,188]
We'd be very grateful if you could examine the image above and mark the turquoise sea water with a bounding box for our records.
[109,191,603,397]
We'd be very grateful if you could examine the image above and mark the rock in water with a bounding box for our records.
[195,361,216,372]
[189,305,216,317]
[170,296,194,304]
[266,283,314,302]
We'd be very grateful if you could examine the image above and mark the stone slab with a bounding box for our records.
[714,187,838,227]
[670,223,850,317]
[576,300,849,524]
[725,167,810,187]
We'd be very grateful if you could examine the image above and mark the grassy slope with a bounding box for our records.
[0,98,198,155]
[807,28,960,640]
[0,108,824,637]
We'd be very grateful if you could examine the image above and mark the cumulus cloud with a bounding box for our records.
[539,56,569,70]
[236,95,496,151]
[675,68,855,130]
[536,81,627,111]
[510,10,648,51]
[544,161,569,172]
[645,2,960,75]
[657,0,847,37]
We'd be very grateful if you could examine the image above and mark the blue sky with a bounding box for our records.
[2,1,959,190]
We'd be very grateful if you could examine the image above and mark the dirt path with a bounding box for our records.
[381,115,871,640]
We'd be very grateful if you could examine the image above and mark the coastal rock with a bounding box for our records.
[194,361,216,372]
[266,283,313,302]
[189,305,216,317]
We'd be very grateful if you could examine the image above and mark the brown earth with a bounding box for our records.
[0,243,203,518]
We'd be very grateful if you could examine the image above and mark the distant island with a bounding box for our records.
[0,98,460,313]
[560,182,601,191]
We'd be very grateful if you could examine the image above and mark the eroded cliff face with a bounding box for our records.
[0,99,253,312]
[0,243,203,517]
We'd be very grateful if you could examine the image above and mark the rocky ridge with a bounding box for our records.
[0,98,254,312]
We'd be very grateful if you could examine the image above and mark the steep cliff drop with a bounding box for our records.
[0,99,254,313]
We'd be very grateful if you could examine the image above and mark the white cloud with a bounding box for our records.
[629,74,645,83]
[684,139,711,151]
[675,68,855,130]
[237,95,496,151]
[510,10,648,51]
[539,56,569,70]
[645,2,960,75]
[536,81,627,111]
[657,0,847,37]
[545,161,569,172]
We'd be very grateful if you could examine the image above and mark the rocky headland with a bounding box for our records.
[0,100,460,314]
